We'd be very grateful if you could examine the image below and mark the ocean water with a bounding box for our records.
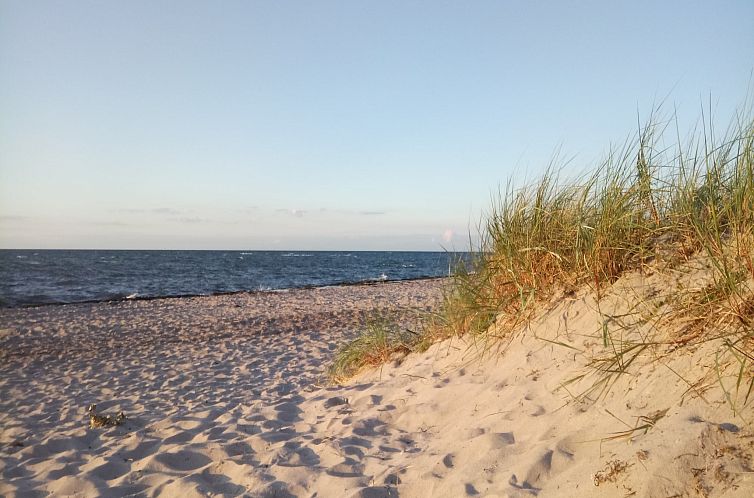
[0,250,462,307]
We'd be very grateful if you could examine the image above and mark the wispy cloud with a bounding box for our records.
[276,208,306,218]
[169,216,209,224]
[0,215,29,222]
[152,207,182,215]
[90,220,131,227]
[272,207,385,218]
[237,206,259,214]
[113,207,183,215]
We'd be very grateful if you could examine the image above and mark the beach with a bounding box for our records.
[3,1,752,496]
[2,276,753,497]
[0,280,440,497]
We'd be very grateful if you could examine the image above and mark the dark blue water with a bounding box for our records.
[0,250,461,307]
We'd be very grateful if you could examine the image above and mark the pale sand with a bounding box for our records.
[2,275,753,497]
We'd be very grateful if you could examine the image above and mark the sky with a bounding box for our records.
[1,1,753,250]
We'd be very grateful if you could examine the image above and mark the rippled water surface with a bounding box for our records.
[0,250,461,307]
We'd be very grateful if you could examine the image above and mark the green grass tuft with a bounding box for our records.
[327,318,422,384]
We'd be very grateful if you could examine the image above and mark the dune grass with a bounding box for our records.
[327,317,427,384]
[445,105,754,409]
[452,112,751,327]
[330,104,754,406]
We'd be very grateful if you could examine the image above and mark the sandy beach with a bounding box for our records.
[2,276,753,497]
[3,1,752,496]
[0,280,440,497]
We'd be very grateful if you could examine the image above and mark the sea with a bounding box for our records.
[0,250,463,307]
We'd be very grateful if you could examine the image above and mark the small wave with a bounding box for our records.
[1,250,455,307]
[364,273,390,283]
[125,293,138,299]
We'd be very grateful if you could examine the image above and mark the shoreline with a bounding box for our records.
[1,275,450,310]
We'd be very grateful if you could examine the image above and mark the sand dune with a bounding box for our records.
[2,276,753,497]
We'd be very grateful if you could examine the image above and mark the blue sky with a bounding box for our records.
[1,1,752,250]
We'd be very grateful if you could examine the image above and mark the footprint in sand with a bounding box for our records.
[163,430,195,445]
[222,441,255,458]
[327,458,365,478]
[349,485,399,498]
[530,405,546,417]
[519,440,577,491]
[152,450,212,472]
[89,460,131,481]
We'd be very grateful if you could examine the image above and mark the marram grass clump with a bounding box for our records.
[440,107,754,408]
[330,106,754,402]
[445,111,752,343]
[327,318,424,384]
